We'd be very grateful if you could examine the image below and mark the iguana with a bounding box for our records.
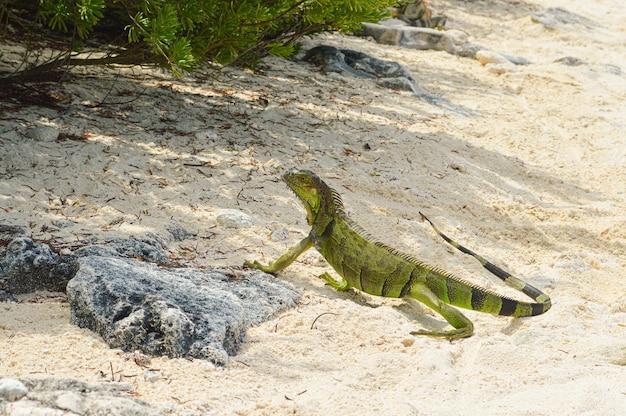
[244,170,551,340]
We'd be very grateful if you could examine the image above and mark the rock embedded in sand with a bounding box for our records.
[445,29,469,46]
[271,227,290,242]
[361,23,457,54]
[73,234,170,263]
[0,378,28,401]
[555,56,587,66]
[475,50,511,66]
[27,125,59,142]
[458,43,488,59]
[67,255,300,366]
[486,63,518,74]
[531,7,601,31]
[0,238,79,294]
[216,210,254,228]
[0,378,163,415]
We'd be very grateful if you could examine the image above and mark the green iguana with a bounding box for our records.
[244,170,551,340]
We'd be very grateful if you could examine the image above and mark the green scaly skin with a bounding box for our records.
[244,170,552,340]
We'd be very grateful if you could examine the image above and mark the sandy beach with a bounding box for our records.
[1,0,625,414]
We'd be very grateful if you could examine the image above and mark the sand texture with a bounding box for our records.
[1,0,625,414]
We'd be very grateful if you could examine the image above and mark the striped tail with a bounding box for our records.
[419,212,551,316]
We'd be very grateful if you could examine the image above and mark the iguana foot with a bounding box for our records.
[243,260,276,274]
[410,327,473,341]
[320,272,351,291]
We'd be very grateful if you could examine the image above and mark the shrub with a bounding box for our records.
[0,0,394,82]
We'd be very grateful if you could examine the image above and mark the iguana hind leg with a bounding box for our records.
[244,236,313,273]
[409,283,474,341]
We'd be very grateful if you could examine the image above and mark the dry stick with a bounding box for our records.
[310,312,340,330]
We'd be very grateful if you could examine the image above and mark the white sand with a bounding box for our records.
[1,0,625,414]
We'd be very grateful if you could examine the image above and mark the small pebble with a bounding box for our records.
[59,248,73,256]
[486,62,517,74]
[0,378,28,401]
[449,163,467,173]
[27,126,59,142]
[144,369,161,383]
[458,43,488,59]
[555,56,587,66]
[501,54,531,65]
[51,219,75,228]
[445,29,468,46]
[55,391,85,414]
[475,50,510,65]
[603,64,621,75]
[271,227,289,242]
[195,130,219,141]
[216,210,253,228]
[401,338,415,347]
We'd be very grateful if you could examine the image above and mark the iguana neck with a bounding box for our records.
[311,182,343,238]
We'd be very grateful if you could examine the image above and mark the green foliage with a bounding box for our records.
[2,0,395,76]
[38,0,105,38]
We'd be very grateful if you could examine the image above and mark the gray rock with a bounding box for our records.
[74,233,170,263]
[0,378,163,416]
[27,125,59,142]
[51,219,76,229]
[341,49,413,80]
[555,56,587,66]
[0,378,28,401]
[501,54,532,65]
[475,50,511,65]
[67,256,300,366]
[303,45,376,79]
[460,45,530,65]
[271,227,290,242]
[165,222,194,242]
[0,290,18,302]
[0,238,79,294]
[445,29,468,46]
[361,23,457,54]
[0,223,25,236]
[603,64,622,75]
[302,44,476,116]
[216,210,253,228]
[458,43,488,59]
[531,7,601,30]
[305,45,424,94]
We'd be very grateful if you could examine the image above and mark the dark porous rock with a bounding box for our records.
[0,290,18,302]
[0,238,79,294]
[305,46,423,96]
[303,45,377,79]
[165,222,195,242]
[67,256,300,366]
[0,377,164,415]
[74,233,169,263]
[302,44,476,116]
[0,223,26,237]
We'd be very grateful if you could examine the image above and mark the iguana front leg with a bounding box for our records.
[409,283,474,341]
[244,236,314,273]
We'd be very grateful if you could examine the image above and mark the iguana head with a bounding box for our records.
[283,169,338,226]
